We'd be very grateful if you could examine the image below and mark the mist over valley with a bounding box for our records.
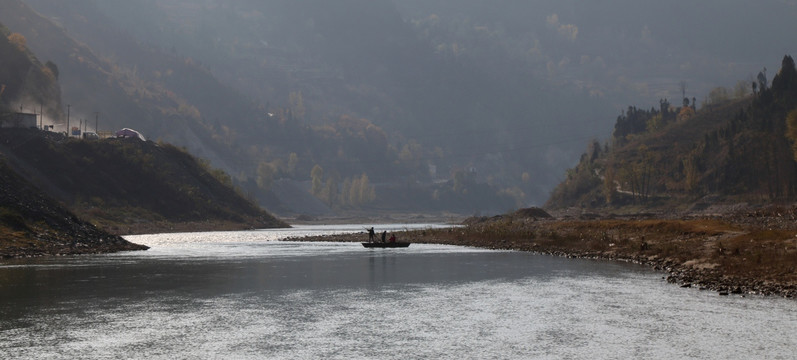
[2,0,796,217]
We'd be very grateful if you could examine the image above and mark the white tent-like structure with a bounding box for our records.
[115,128,146,141]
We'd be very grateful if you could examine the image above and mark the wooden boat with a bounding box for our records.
[361,242,411,248]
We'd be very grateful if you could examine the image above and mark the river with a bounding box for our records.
[1,224,795,359]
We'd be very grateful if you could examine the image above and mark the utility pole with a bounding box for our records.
[66,104,70,137]
[94,112,99,133]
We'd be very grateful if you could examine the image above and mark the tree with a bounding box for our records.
[619,145,655,202]
[341,177,352,206]
[7,33,26,52]
[311,164,324,196]
[786,110,797,162]
[682,153,701,193]
[603,161,617,203]
[708,87,729,104]
[771,55,796,95]
[734,80,750,98]
[45,61,59,80]
[646,113,664,132]
[322,177,338,206]
[677,106,695,122]
[287,152,299,177]
[256,162,276,191]
[357,173,376,204]
[758,68,768,91]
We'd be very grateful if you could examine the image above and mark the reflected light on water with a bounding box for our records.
[0,224,795,359]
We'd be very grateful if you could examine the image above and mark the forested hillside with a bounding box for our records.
[3,0,796,216]
[547,55,797,210]
[6,0,616,213]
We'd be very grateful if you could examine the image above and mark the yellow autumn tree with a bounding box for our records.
[7,33,26,52]
[357,173,375,204]
[785,110,797,162]
[677,106,695,122]
[310,164,324,196]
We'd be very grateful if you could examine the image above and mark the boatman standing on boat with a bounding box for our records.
[381,231,387,243]
[368,227,375,242]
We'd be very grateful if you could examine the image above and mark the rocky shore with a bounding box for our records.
[0,158,149,259]
[293,206,797,299]
[0,237,148,259]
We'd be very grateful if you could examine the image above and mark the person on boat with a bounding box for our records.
[368,227,375,242]
[381,231,387,243]
[388,234,396,243]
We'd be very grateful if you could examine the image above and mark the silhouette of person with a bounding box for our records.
[368,227,375,242]
[381,231,387,243]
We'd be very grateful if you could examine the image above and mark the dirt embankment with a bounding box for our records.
[0,157,148,259]
[295,206,797,298]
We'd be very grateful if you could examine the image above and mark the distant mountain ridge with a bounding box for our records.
[5,0,614,210]
[4,0,796,216]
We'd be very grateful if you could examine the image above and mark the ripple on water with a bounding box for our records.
[1,228,795,359]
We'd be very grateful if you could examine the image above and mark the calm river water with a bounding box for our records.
[1,224,795,359]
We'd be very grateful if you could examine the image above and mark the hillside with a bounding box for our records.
[1,17,286,250]
[4,0,796,216]
[0,20,147,256]
[546,55,797,211]
[0,128,288,234]
[0,21,62,120]
[5,0,614,211]
[0,159,148,258]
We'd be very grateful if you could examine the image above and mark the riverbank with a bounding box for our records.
[0,157,149,259]
[294,206,797,298]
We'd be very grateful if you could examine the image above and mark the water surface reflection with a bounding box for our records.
[1,225,794,359]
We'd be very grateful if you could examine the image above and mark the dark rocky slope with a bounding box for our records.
[0,128,288,235]
[0,159,147,258]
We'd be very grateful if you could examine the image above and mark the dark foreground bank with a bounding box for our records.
[293,206,797,298]
[0,158,148,258]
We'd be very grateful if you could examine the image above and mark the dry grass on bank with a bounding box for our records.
[401,217,797,294]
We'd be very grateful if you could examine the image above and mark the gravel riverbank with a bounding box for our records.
[293,206,797,298]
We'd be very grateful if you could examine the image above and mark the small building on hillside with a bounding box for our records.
[0,112,37,128]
